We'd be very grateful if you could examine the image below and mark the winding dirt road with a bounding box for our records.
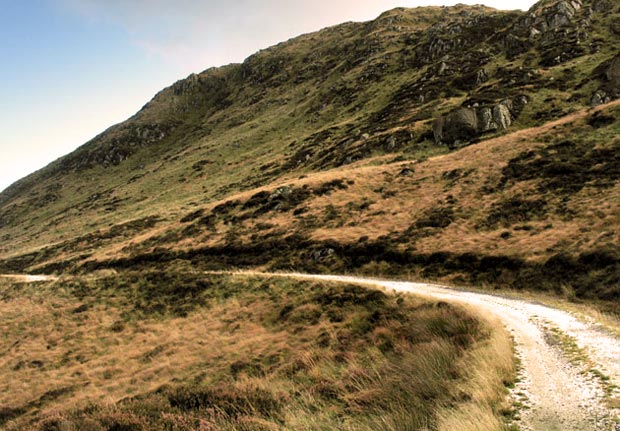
[264,273,620,431]
[0,274,57,283]
[3,271,618,429]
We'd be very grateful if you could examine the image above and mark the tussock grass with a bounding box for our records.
[0,273,514,430]
[437,310,515,431]
[42,102,619,306]
[3,3,620,277]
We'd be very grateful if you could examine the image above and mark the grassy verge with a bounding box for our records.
[397,273,620,338]
[0,272,514,430]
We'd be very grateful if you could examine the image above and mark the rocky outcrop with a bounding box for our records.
[501,0,591,64]
[61,123,176,170]
[540,0,583,29]
[433,108,478,147]
[591,53,620,106]
[521,0,584,34]
[433,98,527,147]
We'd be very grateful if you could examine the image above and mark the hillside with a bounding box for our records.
[1,0,620,302]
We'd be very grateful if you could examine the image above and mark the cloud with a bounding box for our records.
[58,0,302,72]
[57,0,537,74]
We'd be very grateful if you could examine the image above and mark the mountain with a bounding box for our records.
[1,0,620,302]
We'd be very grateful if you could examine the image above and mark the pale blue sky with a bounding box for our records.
[0,0,537,192]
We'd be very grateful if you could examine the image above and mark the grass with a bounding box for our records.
[2,4,620,424]
[494,285,620,338]
[3,2,620,280]
[0,273,515,430]
[535,320,620,415]
[9,101,615,310]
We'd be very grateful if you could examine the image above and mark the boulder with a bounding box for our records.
[477,107,496,133]
[592,54,620,106]
[269,186,292,201]
[433,98,523,147]
[493,101,513,130]
[476,69,490,86]
[591,91,611,106]
[433,108,478,146]
[546,1,581,29]
[312,248,335,262]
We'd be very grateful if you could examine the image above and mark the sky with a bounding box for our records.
[0,0,538,192]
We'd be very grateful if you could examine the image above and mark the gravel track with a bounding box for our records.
[0,274,57,282]
[4,271,618,429]
[277,273,620,431]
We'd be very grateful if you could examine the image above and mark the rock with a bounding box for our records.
[269,186,292,201]
[477,107,496,133]
[438,61,448,75]
[433,98,523,147]
[476,69,489,85]
[433,108,478,146]
[515,95,530,108]
[542,0,582,30]
[508,0,586,65]
[548,11,570,28]
[312,248,335,262]
[592,53,620,105]
[606,55,620,84]
[591,91,611,106]
[493,101,513,130]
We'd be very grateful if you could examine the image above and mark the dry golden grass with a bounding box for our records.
[8,100,620,282]
[78,101,619,271]
[0,273,515,430]
[437,309,515,431]
[0,278,296,425]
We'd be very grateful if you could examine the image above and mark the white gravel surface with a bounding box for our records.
[5,271,618,429]
[0,274,57,282]
[282,273,620,431]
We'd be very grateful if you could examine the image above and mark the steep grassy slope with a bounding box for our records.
[35,101,614,304]
[1,0,620,302]
[0,274,513,430]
